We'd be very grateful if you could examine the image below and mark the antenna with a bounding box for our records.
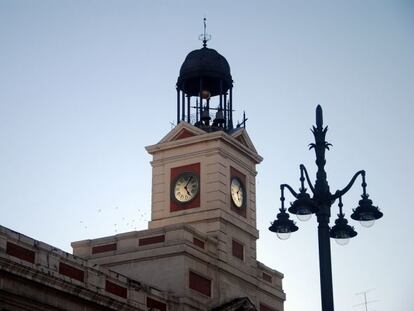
[237,111,248,129]
[198,17,211,47]
[353,289,379,311]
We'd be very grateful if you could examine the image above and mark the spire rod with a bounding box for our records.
[316,105,323,128]
[199,17,211,47]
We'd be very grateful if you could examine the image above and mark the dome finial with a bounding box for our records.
[198,17,211,47]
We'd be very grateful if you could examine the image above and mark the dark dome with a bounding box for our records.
[177,47,233,97]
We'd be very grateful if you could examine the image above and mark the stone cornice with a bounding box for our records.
[0,225,171,308]
[0,256,144,310]
[148,208,259,239]
[70,224,284,301]
[146,130,263,164]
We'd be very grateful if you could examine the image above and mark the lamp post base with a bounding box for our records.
[317,213,335,311]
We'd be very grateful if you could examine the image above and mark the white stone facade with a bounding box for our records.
[72,122,286,311]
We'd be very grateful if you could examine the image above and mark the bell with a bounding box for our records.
[201,109,211,121]
[215,109,225,123]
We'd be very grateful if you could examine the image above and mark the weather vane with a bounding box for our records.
[198,17,211,47]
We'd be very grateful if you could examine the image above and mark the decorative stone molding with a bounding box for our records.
[0,225,170,310]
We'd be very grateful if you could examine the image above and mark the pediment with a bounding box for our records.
[230,128,258,154]
[147,123,262,163]
[157,122,206,144]
[211,297,257,311]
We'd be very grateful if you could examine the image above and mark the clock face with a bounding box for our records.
[173,172,200,203]
[230,177,245,208]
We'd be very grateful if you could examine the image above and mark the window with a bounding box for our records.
[193,237,205,249]
[189,271,211,297]
[147,297,167,311]
[260,303,277,311]
[232,239,244,261]
[262,272,272,283]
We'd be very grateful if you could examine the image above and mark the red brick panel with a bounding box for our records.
[193,237,205,249]
[235,135,249,148]
[6,242,35,263]
[105,280,127,299]
[92,243,117,254]
[59,262,84,282]
[260,303,277,311]
[139,235,165,246]
[262,272,272,283]
[189,271,211,297]
[147,297,167,311]
[230,166,247,218]
[170,163,200,212]
[232,239,244,261]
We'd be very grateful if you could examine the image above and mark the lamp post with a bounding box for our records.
[269,106,383,311]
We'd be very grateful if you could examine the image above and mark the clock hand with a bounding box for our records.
[184,176,193,196]
[184,176,193,188]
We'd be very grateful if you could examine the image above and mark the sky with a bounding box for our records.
[0,1,413,311]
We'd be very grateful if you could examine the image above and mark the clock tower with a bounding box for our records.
[72,35,285,311]
[146,39,265,270]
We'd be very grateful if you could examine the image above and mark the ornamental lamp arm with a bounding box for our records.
[331,170,365,201]
[300,164,315,194]
[281,184,299,198]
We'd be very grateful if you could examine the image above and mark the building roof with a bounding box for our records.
[177,47,233,96]
[211,297,257,311]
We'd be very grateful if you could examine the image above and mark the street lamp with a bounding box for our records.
[269,105,383,311]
